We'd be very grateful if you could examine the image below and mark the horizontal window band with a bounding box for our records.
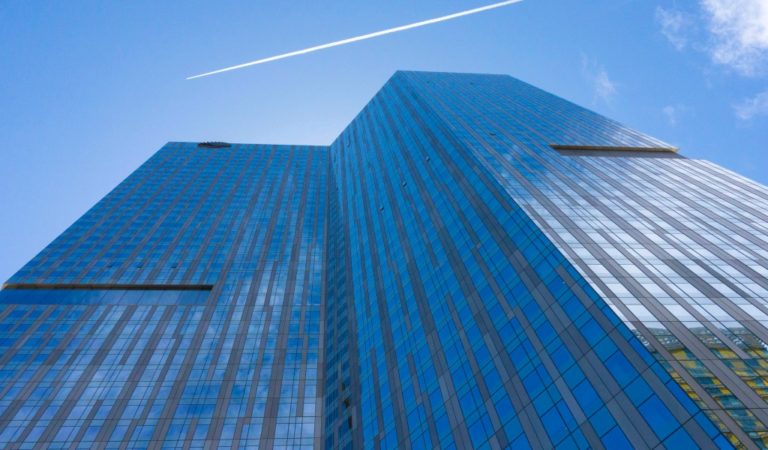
[550,144,678,152]
[2,283,212,291]
[550,145,683,159]
[0,286,211,306]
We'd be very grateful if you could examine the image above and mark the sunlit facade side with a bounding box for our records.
[402,71,768,449]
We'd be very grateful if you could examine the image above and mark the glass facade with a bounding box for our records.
[393,71,768,448]
[1,71,765,448]
[2,144,327,449]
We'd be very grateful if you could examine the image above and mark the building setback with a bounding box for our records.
[2,71,767,449]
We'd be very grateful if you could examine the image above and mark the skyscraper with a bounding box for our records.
[1,71,766,449]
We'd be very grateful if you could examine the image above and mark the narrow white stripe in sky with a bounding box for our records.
[187,0,523,80]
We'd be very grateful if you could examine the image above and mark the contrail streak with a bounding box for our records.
[187,0,523,79]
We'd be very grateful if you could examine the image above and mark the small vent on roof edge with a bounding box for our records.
[197,142,232,149]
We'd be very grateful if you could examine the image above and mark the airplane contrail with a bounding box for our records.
[187,0,523,80]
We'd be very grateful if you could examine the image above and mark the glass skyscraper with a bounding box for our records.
[2,71,767,449]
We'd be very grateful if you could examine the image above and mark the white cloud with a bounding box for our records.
[581,55,617,104]
[663,105,679,125]
[656,7,689,51]
[701,0,768,75]
[594,69,617,102]
[734,89,768,119]
[662,104,692,126]
[654,1,768,75]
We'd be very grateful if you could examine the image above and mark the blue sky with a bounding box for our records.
[1,0,767,282]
